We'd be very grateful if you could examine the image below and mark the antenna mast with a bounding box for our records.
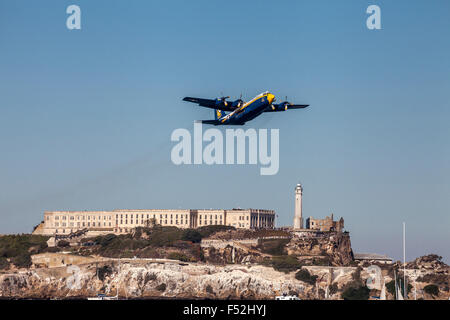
[403,222,406,299]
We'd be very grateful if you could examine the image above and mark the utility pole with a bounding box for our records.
[394,270,397,300]
[403,222,406,299]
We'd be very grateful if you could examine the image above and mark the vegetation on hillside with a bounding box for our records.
[267,255,302,273]
[0,234,49,269]
[167,252,190,262]
[207,228,290,240]
[386,279,412,297]
[329,283,339,295]
[341,284,370,300]
[416,273,449,287]
[96,265,113,281]
[424,284,439,296]
[258,238,290,255]
[341,267,370,300]
[79,225,235,261]
[295,269,318,285]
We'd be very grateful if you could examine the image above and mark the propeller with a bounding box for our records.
[230,93,244,108]
[270,95,291,111]
[280,96,292,110]
[284,96,292,105]
[219,92,229,100]
[216,93,230,107]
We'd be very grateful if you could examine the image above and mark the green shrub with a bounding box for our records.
[173,240,192,249]
[145,273,157,282]
[417,273,448,286]
[87,226,234,258]
[196,225,235,238]
[312,257,332,266]
[137,247,160,258]
[258,239,290,255]
[97,265,113,281]
[386,279,412,297]
[156,283,166,292]
[329,283,339,295]
[0,234,48,257]
[295,269,318,285]
[341,284,370,300]
[270,255,302,273]
[0,234,48,268]
[0,257,10,270]
[182,230,202,243]
[57,240,70,247]
[188,245,204,262]
[424,284,439,296]
[91,234,150,257]
[352,266,362,281]
[167,252,190,262]
[44,246,60,253]
[385,280,395,295]
[11,253,32,268]
[133,228,143,239]
[147,227,184,247]
[206,285,214,295]
[95,234,117,247]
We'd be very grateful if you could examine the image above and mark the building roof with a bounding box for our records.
[354,253,392,261]
[44,208,275,214]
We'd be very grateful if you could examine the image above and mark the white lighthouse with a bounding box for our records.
[293,183,303,229]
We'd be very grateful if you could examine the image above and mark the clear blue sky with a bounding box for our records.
[1,1,449,263]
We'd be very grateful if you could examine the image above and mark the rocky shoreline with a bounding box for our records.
[0,256,448,300]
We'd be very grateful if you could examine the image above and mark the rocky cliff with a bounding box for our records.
[1,255,448,300]
[286,232,353,266]
[0,261,312,299]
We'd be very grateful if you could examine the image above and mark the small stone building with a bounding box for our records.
[306,213,344,232]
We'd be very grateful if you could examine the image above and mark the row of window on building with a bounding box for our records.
[54,221,113,228]
[52,215,112,221]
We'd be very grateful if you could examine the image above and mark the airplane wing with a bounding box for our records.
[287,104,309,109]
[183,97,237,112]
[264,104,309,112]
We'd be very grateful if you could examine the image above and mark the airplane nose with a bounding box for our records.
[267,94,275,104]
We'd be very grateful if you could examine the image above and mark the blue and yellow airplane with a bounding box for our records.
[183,91,309,125]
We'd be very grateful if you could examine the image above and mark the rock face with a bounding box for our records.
[0,261,311,299]
[405,254,448,271]
[200,232,353,267]
[286,232,353,266]
[0,255,448,300]
[201,239,270,265]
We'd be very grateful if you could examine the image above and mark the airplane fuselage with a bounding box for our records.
[182,91,308,125]
[218,92,275,125]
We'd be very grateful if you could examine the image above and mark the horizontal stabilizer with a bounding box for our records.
[199,120,220,125]
[289,104,309,109]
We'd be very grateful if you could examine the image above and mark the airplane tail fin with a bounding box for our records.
[214,109,226,120]
[199,110,226,125]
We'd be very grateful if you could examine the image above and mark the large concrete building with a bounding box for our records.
[33,208,276,236]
